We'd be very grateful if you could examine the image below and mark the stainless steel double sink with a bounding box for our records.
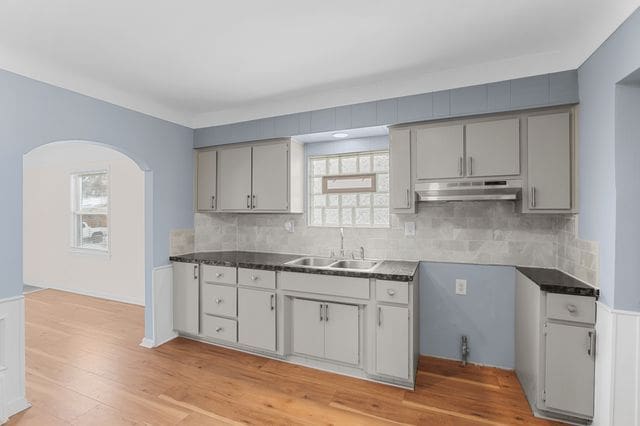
[285,256,379,271]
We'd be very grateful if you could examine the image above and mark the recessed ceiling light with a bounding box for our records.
[332,133,349,138]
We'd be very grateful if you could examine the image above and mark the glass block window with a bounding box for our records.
[308,151,389,227]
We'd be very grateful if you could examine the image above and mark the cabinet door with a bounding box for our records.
[415,125,464,180]
[238,288,276,351]
[527,113,571,209]
[544,322,595,418]
[465,118,520,177]
[324,303,359,365]
[172,262,199,335]
[376,305,409,379]
[252,143,289,211]
[218,146,252,211]
[389,128,413,212]
[292,299,325,358]
[196,150,217,211]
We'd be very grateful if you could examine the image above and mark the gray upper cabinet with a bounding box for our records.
[527,112,571,210]
[465,118,520,177]
[252,143,289,211]
[389,128,414,213]
[196,149,217,211]
[204,138,303,213]
[218,146,253,211]
[415,125,464,180]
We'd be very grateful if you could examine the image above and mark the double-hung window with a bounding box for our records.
[308,150,390,227]
[71,171,109,252]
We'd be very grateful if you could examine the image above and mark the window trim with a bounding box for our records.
[69,168,111,256]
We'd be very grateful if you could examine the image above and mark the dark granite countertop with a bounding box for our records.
[516,266,599,298]
[169,251,419,281]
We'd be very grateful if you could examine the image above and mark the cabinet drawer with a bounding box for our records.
[546,293,595,324]
[376,280,409,304]
[201,264,236,285]
[201,283,237,317]
[201,314,237,343]
[238,268,276,289]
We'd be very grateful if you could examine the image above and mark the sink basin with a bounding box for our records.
[286,257,335,267]
[329,260,379,270]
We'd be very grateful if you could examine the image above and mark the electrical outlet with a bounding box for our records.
[455,279,467,295]
[404,221,416,237]
[284,220,295,233]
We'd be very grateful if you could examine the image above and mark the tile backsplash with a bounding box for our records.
[174,201,599,287]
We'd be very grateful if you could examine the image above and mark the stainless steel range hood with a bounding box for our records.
[415,179,523,202]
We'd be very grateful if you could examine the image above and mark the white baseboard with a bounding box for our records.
[0,295,29,420]
[140,265,177,349]
[28,282,144,306]
[594,302,640,426]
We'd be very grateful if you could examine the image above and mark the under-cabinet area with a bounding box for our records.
[171,255,420,388]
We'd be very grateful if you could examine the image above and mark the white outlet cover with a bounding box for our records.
[284,221,295,233]
[455,279,467,295]
[404,221,416,237]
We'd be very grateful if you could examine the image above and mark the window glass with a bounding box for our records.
[71,171,109,251]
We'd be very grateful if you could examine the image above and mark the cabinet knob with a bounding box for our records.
[215,327,223,333]
[566,304,577,314]
[215,298,223,304]
[215,273,223,278]
[387,289,396,296]
[251,275,259,281]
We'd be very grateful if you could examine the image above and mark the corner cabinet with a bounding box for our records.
[196,138,304,213]
[515,271,595,422]
[172,262,199,335]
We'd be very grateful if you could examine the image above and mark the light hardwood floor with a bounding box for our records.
[9,289,560,425]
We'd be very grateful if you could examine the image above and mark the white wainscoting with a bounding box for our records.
[140,264,177,348]
[0,295,30,422]
[594,302,640,426]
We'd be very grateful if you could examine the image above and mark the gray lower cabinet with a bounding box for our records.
[544,322,595,417]
[515,271,595,421]
[526,112,572,210]
[292,298,359,365]
[172,262,199,335]
[376,305,409,379]
[238,287,276,351]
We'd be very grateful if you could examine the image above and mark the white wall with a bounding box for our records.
[23,142,145,305]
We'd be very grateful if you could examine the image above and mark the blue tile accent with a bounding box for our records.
[487,82,511,110]
[433,90,451,117]
[310,108,336,132]
[335,105,352,130]
[510,75,550,108]
[351,102,377,128]
[376,99,398,124]
[274,114,299,137]
[397,93,433,123]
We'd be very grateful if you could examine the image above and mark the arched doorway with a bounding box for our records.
[23,141,148,305]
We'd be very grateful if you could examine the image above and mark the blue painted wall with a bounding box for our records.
[420,262,516,369]
[577,8,640,310]
[0,68,194,338]
[194,71,579,147]
[614,84,640,311]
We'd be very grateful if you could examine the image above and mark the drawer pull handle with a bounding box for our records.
[251,275,259,281]
[587,331,595,356]
[215,327,223,333]
[566,304,577,314]
[387,289,396,296]
[216,273,223,278]
[215,298,223,304]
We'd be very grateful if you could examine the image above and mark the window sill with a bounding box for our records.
[69,247,111,258]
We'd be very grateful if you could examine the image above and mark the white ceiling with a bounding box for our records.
[1,1,638,128]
